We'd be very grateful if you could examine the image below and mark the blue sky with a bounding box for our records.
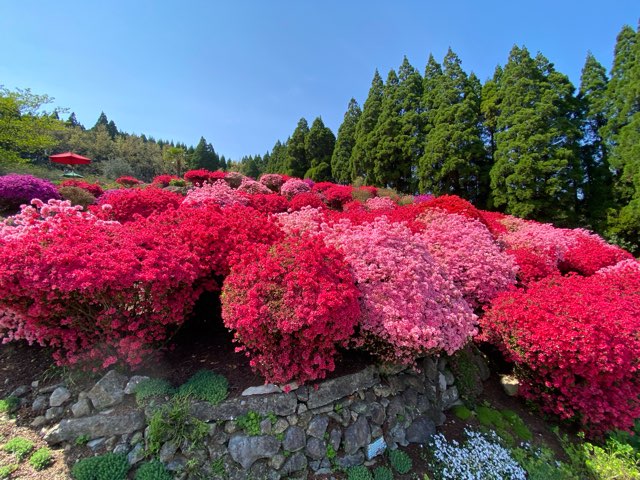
[1,1,638,160]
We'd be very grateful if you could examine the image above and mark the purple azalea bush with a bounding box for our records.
[0,174,61,213]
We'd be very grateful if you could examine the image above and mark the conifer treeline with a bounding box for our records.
[238,24,639,249]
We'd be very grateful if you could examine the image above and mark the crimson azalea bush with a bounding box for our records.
[0,174,60,213]
[280,178,311,199]
[245,193,290,214]
[115,176,142,187]
[221,236,360,384]
[184,169,223,186]
[417,210,517,307]
[182,181,249,209]
[60,179,104,198]
[559,229,633,276]
[480,260,640,437]
[0,199,201,368]
[423,195,488,226]
[151,174,179,187]
[289,192,326,211]
[323,185,353,210]
[320,217,477,364]
[94,187,183,223]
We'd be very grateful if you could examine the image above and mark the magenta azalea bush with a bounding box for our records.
[280,178,311,199]
[182,180,249,208]
[0,174,60,213]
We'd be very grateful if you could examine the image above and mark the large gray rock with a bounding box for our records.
[159,440,179,463]
[343,416,371,455]
[241,384,281,396]
[337,451,365,468]
[44,411,145,444]
[10,385,30,398]
[306,415,329,439]
[71,398,92,418]
[31,395,48,413]
[227,435,280,469]
[306,367,379,410]
[87,370,128,411]
[280,452,307,476]
[282,426,305,452]
[124,376,150,395]
[305,437,327,460]
[191,392,297,421]
[406,416,436,444]
[441,386,459,409]
[45,407,64,422]
[49,387,71,407]
[369,402,385,425]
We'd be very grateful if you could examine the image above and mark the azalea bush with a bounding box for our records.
[95,187,183,222]
[181,180,249,209]
[60,179,104,198]
[115,175,142,187]
[58,185,97,209]
[480,260,640,436]
[280,178,311,199]
[560,229,633,276]
[258,173,286,192]
[289,192,326,211]
[151,174,179,187]
[221,236,360,384]
[0,174,60,213]
[184,169,224,186]
[245,193,289,214]
[237,177,272,195]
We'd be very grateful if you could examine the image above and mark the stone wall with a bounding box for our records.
[12,353,488,479]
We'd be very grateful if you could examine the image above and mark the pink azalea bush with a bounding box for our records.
[417,210,517,307]
[320,217,477,364]
[365,196,397,211]
[237,178,272,195]
[259,173,286,192]
[280,178,311,199]
[182,180,250,209]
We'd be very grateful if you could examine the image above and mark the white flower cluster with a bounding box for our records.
[429,428,527,480]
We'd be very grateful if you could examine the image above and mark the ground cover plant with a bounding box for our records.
[0,169,638,440]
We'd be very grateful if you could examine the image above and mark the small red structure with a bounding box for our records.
[49,152,92,165]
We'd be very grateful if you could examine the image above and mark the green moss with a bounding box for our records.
[134,378,175,406]
[28,447,52,471]
[388,448,412,474]
[347,465,373,480]
[0,464,18,479]
[476,406,505,429]
[0,397,19,415]
[71,453,129,480]
[134,460,172,480]
[373,466,394,480]
[501,410,533,441]
[177,370,228,405]
[452,405,473,421]
[448,346,484,403]
[2,437,34,462]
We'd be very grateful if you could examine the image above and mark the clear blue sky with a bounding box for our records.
[1,1,637,160]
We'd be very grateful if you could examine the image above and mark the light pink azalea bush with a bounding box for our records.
[320,216,477,364]
[275,206,326,236]
[365,196,397,211]
[418,210,517,307]
[280,178,311,199]
[237,178,272,195]
[182,180,249,208]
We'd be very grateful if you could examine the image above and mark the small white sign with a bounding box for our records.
[366,436,387,460]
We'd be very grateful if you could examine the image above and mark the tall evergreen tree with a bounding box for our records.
[480,66,503,177]
[603,24,640,248]
[397,56,424,182]
[285,118,309,177]
[418,49,486,203]
[66,112,84,130]
[422,54,444,131]
[106,120,118,140]
[370,69,413,191]
[305,117,335,181]
[94,112,108,129]
[331,98,361,184]
[578,53,613,230]
[490,46,582,225]
[351,70,384,182]
[190,136,220,171]
[265,140,288,173]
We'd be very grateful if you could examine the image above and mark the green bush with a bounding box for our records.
[147,396,208,455]
[388,448,412,475]
[373,465,394,480]
[347,465,373,480]
[58,186,96,209]
[28,447,52,471]
[511,445,579,480]
[236,411,262,436]
[134,378,175,406]
[2,437,34,461]
[71,453,130,480]
[0,464,17,479]
[169,178,187,187]
[177,370,228,405]
[134,460,173,480]
[0,397,19,415]
[562,436,640,480]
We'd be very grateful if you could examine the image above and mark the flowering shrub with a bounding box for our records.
[275,206,326,236]
[60,179,104,198]
[423,195,488,226]
[505,248,558,285]
[413,193,434,204]
[418,211,517,307]
[0,200,201,368]
[365,196,396,211]
[0,174,60,213]
[480,264,640,436]
[151,174,179,187]
[95,187,183,223]
[289,192,326,211]
[245,194,290,214]
[237,178,272,195]
[559,229,633,276]
[429,429,527,480]
[281,178,311,199]
[323,185,353,210]
[181,181,249,209]
[478,210,509,237]
[258,174,286,192]
[320,217,477,363]
[223,171,245,189]
[58,186,97,209]
[115,176,142,187]
[184,169,220,186]
[221,236,360,384]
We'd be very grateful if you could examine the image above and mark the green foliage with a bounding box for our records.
[511,445,579,480]
[448,346,484,404]
[169,178,187,187]
[347,465,373,480]
[388,448,412,474]
[0,464,17,479]
[351,70,384,183]
[285,118,310,178]
[147,396,209,456]
[331,98,361,184]
[190,136,221,171]
[28,447,52,471]
[501,409,532,441]
[2,437,34,461]
[58,186,96,209]
[134,378,175,406]
[236,411,262,436]
[0,397,20,414]
[75,434,90,446]
[475,405,505,429]
[134,460,173,480]
[452,405,473,421]
[373,465,394,480]
[176,370,228,405]
[71,453,130,480]
[305,117,335,181]
[561,433,640,480]
[210,457,226,478]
